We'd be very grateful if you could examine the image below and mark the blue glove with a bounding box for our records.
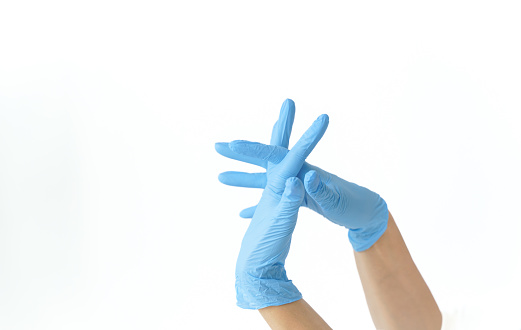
[216,99,388,252]
[236,177,305,309]
[229,112,329,309]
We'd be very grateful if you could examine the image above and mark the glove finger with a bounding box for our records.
[279,114,329,178]
[229,141,288,164]
[218,171,267,188]
[270,99,295,148]
[304,170,339,209]
[276,177,305,220]
[239,205,257,218]
[215,142,267,168]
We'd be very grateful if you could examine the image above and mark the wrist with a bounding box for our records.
[348,200,389,252]
[348,219,388,252]
[235,266,302,310]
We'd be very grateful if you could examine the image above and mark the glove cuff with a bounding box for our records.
[235,266,302,310]
[348,198,389,252]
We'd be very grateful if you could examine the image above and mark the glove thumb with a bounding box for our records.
[275,177,305,220]
[304,170,339,210]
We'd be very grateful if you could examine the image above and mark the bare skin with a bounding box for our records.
[257,212,442,330]
[354,211,442,329]
[259,298,332,330]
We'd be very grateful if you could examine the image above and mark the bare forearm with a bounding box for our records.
[258,299,332,330]
[354,212,442,330]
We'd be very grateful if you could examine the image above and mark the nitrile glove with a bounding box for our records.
[215,99,388,252]
[227,111,329,309]
[235,177,305,309]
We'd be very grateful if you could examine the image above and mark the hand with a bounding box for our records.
[232,112,329,309]
[216,99,388,252]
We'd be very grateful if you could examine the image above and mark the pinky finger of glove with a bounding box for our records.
[239,205,257,218]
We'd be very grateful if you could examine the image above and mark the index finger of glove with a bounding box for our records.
[215,142,267,168]
[279,114,329,177]
[270,99,295,148]
[228,141,288,165]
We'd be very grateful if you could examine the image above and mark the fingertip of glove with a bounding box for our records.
[215,142,228,152]
[283,98,295,108]
[239,209,251,218]
[284,177,304,201]
[317,113,329,125]
[285,176,300,186]
[217,172,227,184]
[304,170,322,195]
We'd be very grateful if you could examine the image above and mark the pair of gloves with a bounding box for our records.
[215,99,389,309]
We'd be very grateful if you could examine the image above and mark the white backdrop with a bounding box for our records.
[1,1,520,329]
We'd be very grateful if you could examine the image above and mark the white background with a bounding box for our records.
[1,1,520,329]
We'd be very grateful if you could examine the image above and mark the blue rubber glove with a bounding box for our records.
[236,177,305,309]
[216,100,388,252]
[230,112,329,309]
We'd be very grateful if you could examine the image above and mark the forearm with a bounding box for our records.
[258,299,332,330]
[354,212,442,330]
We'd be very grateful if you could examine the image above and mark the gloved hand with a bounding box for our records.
[230,112,329,309]
[216,99,388,252]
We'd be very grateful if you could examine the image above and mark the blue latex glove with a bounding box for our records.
[236,177,305,309]
[216,100,388,252]
[229,112,329,309]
